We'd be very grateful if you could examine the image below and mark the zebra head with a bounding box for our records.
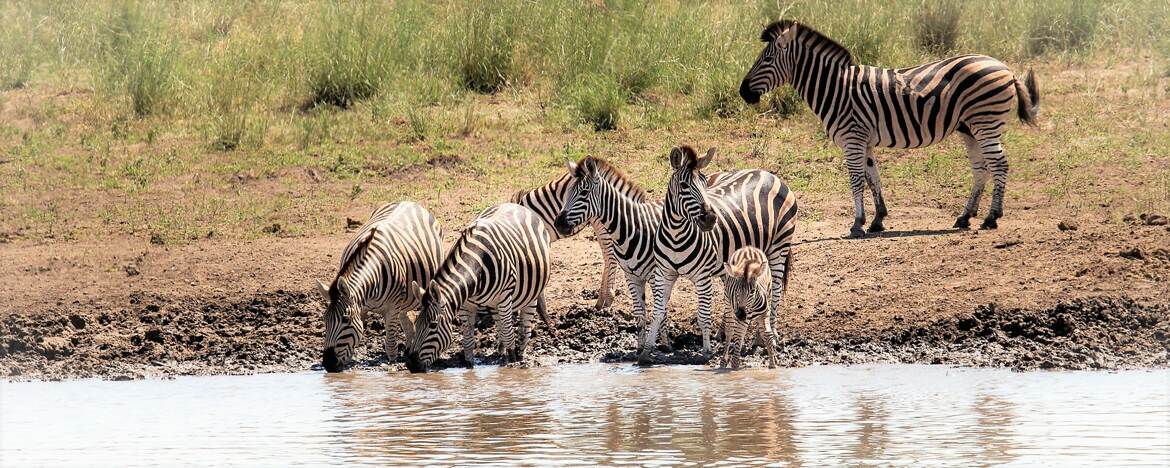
[317,277,366,373]
[740,20,800,104]
[667,146,717,232]
[553,156,602,237]
[404,280,455,373]
[722,255,770,323]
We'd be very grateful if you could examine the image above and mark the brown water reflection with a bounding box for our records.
[2,364,1167,466]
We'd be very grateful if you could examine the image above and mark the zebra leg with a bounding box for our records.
[695,276,715,356]
[516,302,536,362]
[955,134,990,229]
[732,318,749,369]
[863,149,888,233]
[844,146,869,238]
[383,308,402,362]
[594,230,617,309]
[495,298,518,363]
[624,272,648,335]
[639,271,677,364]
[460,307,476,368]
[981,139,1009,229]
[761,315,779,369]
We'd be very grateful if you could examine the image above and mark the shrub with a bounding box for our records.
[763,87,804,119]
[454,3,518,94]
[915,1,962,56]
[101,3,177,117]
[696,69,744,119]
[303,4,394,108]
[572,73,623,131]
[1026,0,1102,56]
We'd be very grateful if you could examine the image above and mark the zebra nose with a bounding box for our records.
[404,353,427,374]
[553,213,575,237]
[739,80,761,104]
[322,347,344,373]
[698,207,717,231]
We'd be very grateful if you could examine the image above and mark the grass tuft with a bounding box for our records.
[303,4,394,109]
[454,3,518,94]
[572,73,623,131]
[100,2,177,117]
[1026,0,1102,57]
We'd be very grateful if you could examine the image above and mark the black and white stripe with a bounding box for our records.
[643,146,798,364]
[317,201,443,373]
[404,203,552,373]
[720,246,785,369]
[511,160,651,310]
[740,20,1039,236]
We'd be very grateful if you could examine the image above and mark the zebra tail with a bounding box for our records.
[536,294,556,337]
[1015,67,1040,126]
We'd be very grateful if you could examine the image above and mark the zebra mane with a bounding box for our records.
[330,227,377,299]
[583,156,650,202]
[761,19,854,66]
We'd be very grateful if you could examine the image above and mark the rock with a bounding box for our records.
[68,314,86,330]
[124,265,140,276]
[149,233,165,245]
[144,328,165,344]
[263,223,282,234]
[346,218,363,231]
[36,336,71,359]
[1057,220,1079,231]
[1141,213,1168,226]
[1119,247,1144,260]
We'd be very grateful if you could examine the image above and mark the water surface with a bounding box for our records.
[2,364,1168,466]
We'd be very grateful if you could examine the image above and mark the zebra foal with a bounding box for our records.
[740,20,1039,237]
[720,246,785,369]
[316,201,443,373]
[404,203,552,373]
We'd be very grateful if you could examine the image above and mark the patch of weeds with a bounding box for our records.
[454,3,518,94]
[405,105,431,142]
[100,2,177,117]
[303,3,394,108]
[915,1,962,56]
[761,87,804,119]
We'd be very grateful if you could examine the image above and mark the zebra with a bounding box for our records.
[315,201,443,373]
[643,146,798,364]
[739,20,1040,237]
[551,156,668,346]
[404,203,553,373]
[720,246,786,369]
[511,158,653,309]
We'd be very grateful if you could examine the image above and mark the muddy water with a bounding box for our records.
[2,365,1168,466]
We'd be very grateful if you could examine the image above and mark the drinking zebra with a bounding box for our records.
[404,203,552,373]
[511,159,652,309]
[740,20,1039,237]
[552,156,667,345]
[643,146,798,364]
[316,201,443,373]
[720,246,785,369]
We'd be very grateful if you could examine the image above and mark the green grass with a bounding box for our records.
[1,0,1168,243]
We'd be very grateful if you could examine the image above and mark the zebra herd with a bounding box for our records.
[317,20,1039,373]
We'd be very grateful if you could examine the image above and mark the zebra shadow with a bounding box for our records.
[796,227,961,246]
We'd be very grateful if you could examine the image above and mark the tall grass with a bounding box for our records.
[1026,0,1102,57]
[452,2,520,94]
[915,1,962,56]
[302,3,396,108]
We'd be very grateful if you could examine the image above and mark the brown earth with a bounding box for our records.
[2,201,1167,381]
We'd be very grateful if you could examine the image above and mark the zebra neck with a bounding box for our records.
[658,198,702,247]
[789,51,850,127]
[342,251,394,306]
[430,249,480,310]
[595,180,657,237]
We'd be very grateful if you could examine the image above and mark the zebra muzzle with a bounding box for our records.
[739,80,761,104]
[553,213,577,237]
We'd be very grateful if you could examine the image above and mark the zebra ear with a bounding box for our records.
[669,147,686,169]
[722,262,735,278]
[696,147,716,170]
[408,280,425,304]
[565,161,578,175]
[778,24,797,46]
[315,279,330,302]
[582,156,599,179]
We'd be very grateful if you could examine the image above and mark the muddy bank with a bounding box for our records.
[2,290,1165,381]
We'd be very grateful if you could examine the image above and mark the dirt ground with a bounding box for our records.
[3,197,1167,381]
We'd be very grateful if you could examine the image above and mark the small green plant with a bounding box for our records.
[571,73,623,131]
[697,70,744,119]
[915,1,962,56]
[406,105,431,142]
[762,87,804,119]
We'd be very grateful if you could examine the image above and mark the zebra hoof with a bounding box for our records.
[594,295,613,310]
[636,350,656,366]
[868,219,886,233]
[953,216,971,229]
[848,226,866,238]
[981,217,999,229]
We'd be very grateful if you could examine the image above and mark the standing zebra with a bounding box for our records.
[404,203,552,373]
[721,246,785,369]
[552,156,666,344]
[511,158,652,309]
[740,20,1039,237]
[644,146,798,364]
[316,201,443,373]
